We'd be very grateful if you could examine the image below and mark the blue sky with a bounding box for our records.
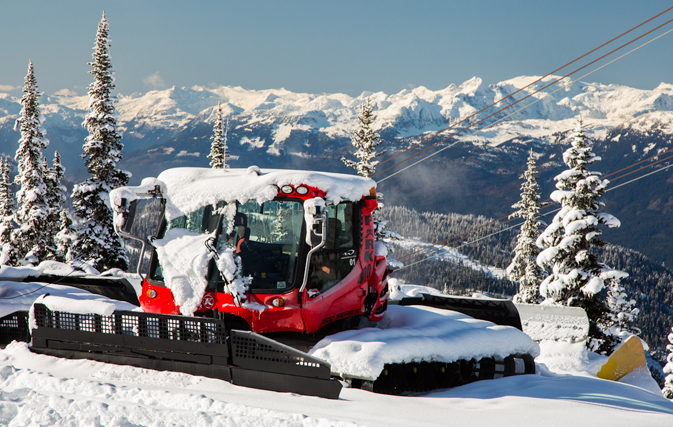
[1,1,672,97]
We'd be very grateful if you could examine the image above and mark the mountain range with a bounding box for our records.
[0,75,672,265]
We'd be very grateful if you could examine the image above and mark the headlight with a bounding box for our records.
[296,185,309,195]
[280,185,294,194]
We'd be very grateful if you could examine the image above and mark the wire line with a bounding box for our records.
[395,163,673,271]
[376,6,673,169]
[378,25,673,184]
[374,18,673,180]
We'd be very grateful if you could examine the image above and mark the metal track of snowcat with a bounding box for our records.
[340,292,533,394]
[27,304,342,399]
[0,305,537,397]
[1,291,536,397]
[347,354,536,395]
[0,311,30,345]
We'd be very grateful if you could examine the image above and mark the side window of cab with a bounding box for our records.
[308,202,358,293]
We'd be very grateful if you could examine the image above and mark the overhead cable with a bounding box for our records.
[374,18,673,180]
[395,163,673,271]
[376,6,673,169]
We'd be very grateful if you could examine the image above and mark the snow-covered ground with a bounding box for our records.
[1,339,671,427]
[1,279,672,426]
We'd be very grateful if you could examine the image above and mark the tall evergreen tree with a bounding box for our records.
[0,158,18,266]
[208,102,230,169]
[605,277,640,339]
[70,12,130,271]
[13,60,50,265]
[508,150,545,304]
[44,151,67,260]
[342,98,384,178]
[663,327,673,399]
[55,210,77,264]
[341,98,402,267]
[536,117,625,354]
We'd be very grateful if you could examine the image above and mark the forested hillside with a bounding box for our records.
[382,205,673,364]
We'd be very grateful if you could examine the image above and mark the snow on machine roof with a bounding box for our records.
[112,166,376,221]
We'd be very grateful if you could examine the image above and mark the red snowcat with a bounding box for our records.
[1,166,537,399]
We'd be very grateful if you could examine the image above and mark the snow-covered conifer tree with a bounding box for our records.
[44,151,67,260]
[55,210,77,264]
[70,12,130,271]
[508,150,545,304]
[342,98,384,178]
[272,202,293,243]
[341,98,402,267]
[663,327,673,399]
[605,277,640,340]
[0,158,18,266]
[208,102,230,169]
[536,117,625,354]
[13,60,50,265]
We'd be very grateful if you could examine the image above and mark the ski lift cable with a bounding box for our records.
[395,210,559,271]
[395,163,673,271]
[392,27,673,263]
[378,26,673,185]
[397,152,673,263]
[376,6,673,169]
[373,19,673,181]
[464,163,673,252]
[378,28,673,187]
[603,147,673,179]
[377,25,673,184]
[609,154,673,181]
[398,145,673,263]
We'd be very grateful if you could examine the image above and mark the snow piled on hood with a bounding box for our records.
[156,167,375,220]
[152,228,214,316]
[309,304,539,379]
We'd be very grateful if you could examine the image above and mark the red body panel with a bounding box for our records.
[139,183,388,334]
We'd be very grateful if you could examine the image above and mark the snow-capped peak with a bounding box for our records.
[3,75,673,165]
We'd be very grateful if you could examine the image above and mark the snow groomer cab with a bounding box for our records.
[111,166,389,334]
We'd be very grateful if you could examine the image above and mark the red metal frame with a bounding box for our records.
[139,184,389,334]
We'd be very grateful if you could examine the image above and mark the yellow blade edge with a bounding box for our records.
[596,335,647,381]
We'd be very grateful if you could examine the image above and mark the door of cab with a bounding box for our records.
[300,291,324,333]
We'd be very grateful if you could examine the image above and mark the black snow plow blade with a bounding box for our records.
[28,304,342,399]
[3,274,139,306]
[392,293,523,330]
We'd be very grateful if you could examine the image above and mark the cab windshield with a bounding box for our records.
[151,199,305,292]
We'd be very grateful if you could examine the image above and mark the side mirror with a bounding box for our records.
[111,184,164,240]
[116,197,163,242]
[119,198,136,234]
[310,214,326,246]
[303,197,327,247]
[110,180,165,279]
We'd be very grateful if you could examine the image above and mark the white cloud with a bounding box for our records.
[176,150,200,158]
[143,71,167,90]
[53,88,78,96]
[0,84,17,92]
